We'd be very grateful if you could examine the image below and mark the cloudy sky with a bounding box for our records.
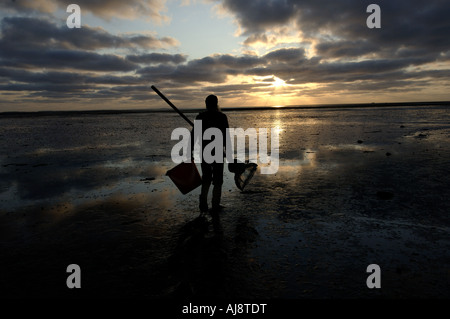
[1,0,449,111]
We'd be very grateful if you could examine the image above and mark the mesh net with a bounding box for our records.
[228,161,258,191]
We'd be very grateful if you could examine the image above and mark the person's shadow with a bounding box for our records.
[164,212,227,299]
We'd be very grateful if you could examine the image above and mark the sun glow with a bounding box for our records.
[272,76,287,88]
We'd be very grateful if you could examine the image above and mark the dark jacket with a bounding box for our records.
[191,110,229,159]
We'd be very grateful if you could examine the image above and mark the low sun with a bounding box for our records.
[272,76,287,88]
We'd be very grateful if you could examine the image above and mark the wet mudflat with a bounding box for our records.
[0,105,449,299]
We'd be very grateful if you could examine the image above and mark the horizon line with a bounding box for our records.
[1,100,449,116]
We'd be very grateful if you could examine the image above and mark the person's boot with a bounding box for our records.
[199,195,208,213]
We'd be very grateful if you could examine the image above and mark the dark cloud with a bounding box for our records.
[0,17,181,73]
[0,67,142,86]
[315,40,378,59]
[0,83,89,93]
[219,0,296,35]
[0,67,85,85]
[137,54,265,84]
[1,0,168,21]
[264,48,306,63]
[243,33,270,46]
[1,47,136,72]
[220,0,450,60]
[0,16,180,101]
[126,53,187,65]
[0,17,177,51]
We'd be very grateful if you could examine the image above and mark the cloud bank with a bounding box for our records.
[0,0,449,110]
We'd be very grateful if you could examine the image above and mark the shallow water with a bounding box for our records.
[0,105,449,298]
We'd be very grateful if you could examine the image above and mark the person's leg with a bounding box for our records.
[211,163,224,211]
[200,162,212,212]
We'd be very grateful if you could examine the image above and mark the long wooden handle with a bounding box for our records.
[151,85,194,127]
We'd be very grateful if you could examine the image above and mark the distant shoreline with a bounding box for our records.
[1,101,449,117]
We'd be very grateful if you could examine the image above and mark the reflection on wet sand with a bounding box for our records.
[0,156,169,211]
[164,215,226,298]
[164,210,270,299]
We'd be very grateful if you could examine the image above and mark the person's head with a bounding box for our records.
[205,94,219,111]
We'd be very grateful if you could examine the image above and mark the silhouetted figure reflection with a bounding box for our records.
[210,210,223,235]
[166,214,226,299]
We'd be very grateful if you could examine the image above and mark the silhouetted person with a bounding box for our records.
[191,95,229,215]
